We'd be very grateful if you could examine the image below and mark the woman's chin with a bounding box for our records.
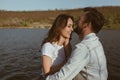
[66,36,70,39]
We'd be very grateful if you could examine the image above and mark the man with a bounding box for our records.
[46,7,108,80]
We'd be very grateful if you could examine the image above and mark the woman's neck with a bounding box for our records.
[57,36,65,46]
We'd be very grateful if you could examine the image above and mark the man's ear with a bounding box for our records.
[84,22,91,28]
[83,23,88,28]
[88,22,92,28]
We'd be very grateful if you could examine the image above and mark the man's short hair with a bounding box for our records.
[83,7,105,33]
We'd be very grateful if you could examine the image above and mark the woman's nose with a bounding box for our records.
[71,27,73,31]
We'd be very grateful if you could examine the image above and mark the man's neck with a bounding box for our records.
[84,31,93,37]
[79,30,94,40]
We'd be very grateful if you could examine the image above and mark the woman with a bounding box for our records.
[40,14,74,79]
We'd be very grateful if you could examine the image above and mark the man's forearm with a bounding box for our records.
[46,45,89,80]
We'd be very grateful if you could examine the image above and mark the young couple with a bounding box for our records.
[40,7,108,80]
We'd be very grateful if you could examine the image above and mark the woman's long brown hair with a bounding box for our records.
[41,14,74,46]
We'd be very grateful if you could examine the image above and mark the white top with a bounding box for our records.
[40,42,66,75]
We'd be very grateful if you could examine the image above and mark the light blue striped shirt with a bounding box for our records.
[46,33,108,80]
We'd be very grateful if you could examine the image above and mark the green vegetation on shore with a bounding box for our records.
[0,6,120,29]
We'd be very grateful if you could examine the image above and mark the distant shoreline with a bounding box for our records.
[0,6,120,29]
[0,24,52,29]
[0,26,120,30]
[0,26,50,29]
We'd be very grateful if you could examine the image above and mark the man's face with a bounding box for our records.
[74,14,85,36]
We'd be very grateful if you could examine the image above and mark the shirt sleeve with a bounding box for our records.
[46,43,89,80]
[41,43,54,59]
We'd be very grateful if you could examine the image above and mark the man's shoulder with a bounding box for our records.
[75,42,88,50]
[80,37,103,50]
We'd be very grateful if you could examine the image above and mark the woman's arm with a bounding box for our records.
[42,55,52,75]
[47,60,66,76]
[42,55,66,77]
[64,39,72,61]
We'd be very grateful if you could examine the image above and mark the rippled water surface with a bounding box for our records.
[0,29,120,80]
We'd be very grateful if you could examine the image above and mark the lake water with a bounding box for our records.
[0,29,120,80]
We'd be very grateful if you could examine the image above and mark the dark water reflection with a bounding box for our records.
[0,29,120,80]
[0,29,48,80]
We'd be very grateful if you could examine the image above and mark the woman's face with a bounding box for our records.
[60,18,73,39]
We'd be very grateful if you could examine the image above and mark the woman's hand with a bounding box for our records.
[64,38,72,61]
[64,38,70,47]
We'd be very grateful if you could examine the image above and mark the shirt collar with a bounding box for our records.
[83,33,96,40]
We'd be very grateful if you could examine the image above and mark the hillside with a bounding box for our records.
[0,6,120,29]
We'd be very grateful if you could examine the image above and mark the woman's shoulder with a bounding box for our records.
[41,42,55,58]
[42,42,55,48]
